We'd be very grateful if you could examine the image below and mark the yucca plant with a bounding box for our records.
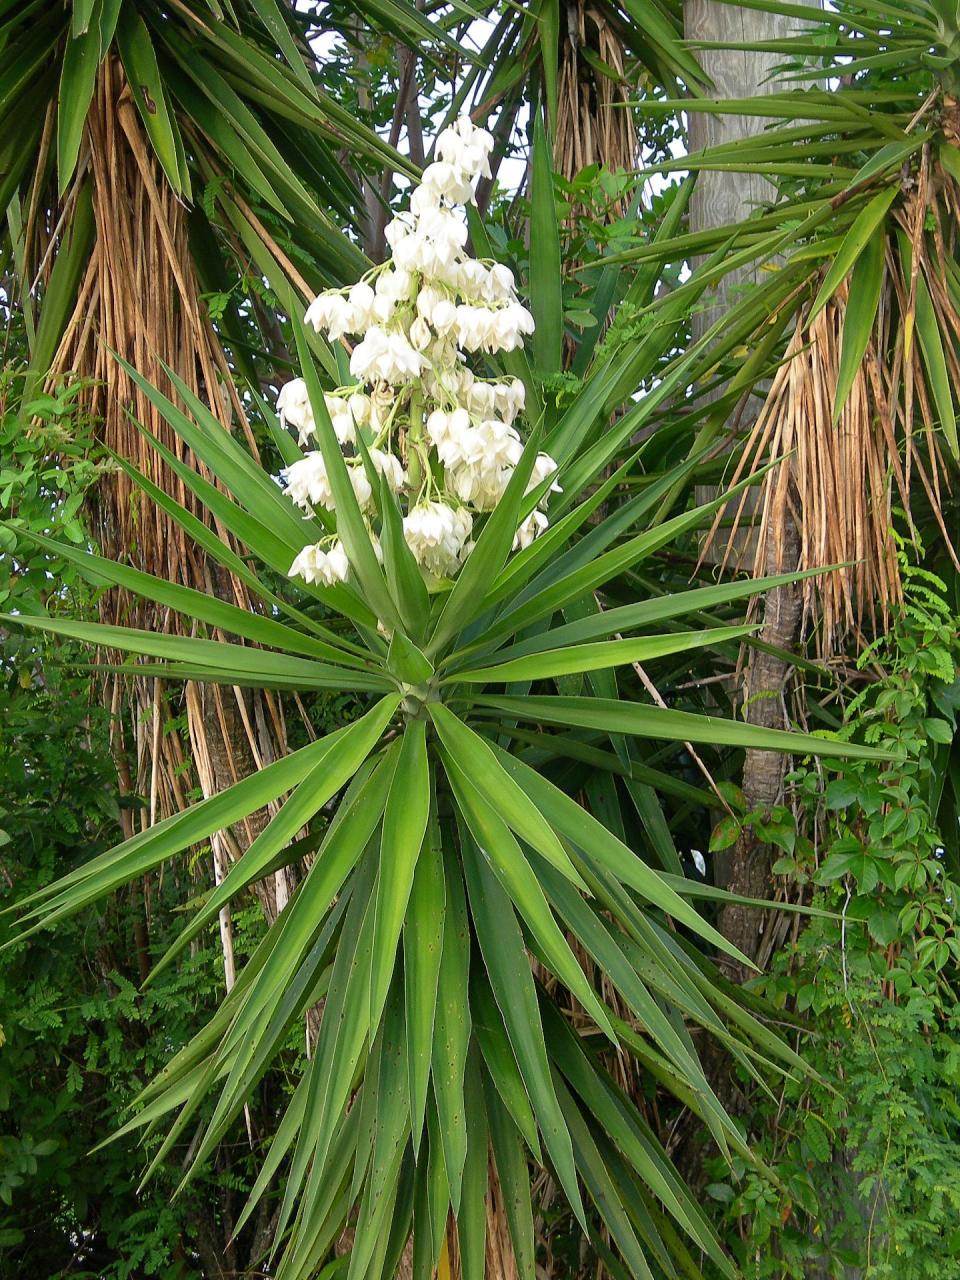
[625,0,960,653]
[6,0,422,301]
[3,110,891,1279]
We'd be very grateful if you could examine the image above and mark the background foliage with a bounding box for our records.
[703,558,960,1278]
[1,0,960,1277]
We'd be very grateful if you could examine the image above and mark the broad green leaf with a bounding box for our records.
[364,979,410,1229]
[160,31,339,230]
[26,182,94,397]
[461,835,586,1230]
[452,627,754,683]
[57,17,103,190]
[430,843,471,1212]
[572,178,691,377]
[499,727,711,807]
[169,71,294,219]
[96,0,124,53]
[178,897,349,1181]
[844,137,921,189]
[477,694,894,761]
[479,469,777,650]
[626,779,684,874]
[484,1076,536,1280]
[404,813,445,1154]
[530,110,562,374]
[156,359,316,547]
[13,527,370,667]
[808,185,897,323]
[446,756,616,1041]
[915,268,958,457]
[471,979,541,1160]
[106,452,315,625]
[549,1019,734,1273]
[161,704,398,965]
[458,1051,489,1280]
[344,1136,405,1280]
[536,0,559,127]
[115,7,190,195]
[135,921,289,1108]
[248,0,317,91]
[387,631,434,685]
[72,0,96,34]
[487,566,835,660]
[197,772,390,1120]
[82,659,373,694]
[277,853,378,1247]
[369,720,431,1029]
[556,1076,655,1280]
[238,1088,353,1257]
[1,613,389,692]
[481,449,644,614]
[11,699,398,933]
[620,0,707,88]
[119,422,375,628]
[429,704,586,889]
[834,224,885,421]
[485,741,754,966]
[418,1096,451,1277]
[112,355,316,559]
[535,856,709,1091]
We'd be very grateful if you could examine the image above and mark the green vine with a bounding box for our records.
[706,557,960,1277]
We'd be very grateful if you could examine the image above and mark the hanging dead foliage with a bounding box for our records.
[48,61,260,597]
[703,145,959,656]
[555,3,638,215]
[554,3,639,369]
[39,59,297,934]
[702,302,905,652]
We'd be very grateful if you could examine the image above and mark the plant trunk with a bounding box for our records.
[670,0,813,1191]
[683,0,813,964]
[719,514,802,977]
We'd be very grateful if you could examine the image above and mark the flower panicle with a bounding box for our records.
[277,115,559,589]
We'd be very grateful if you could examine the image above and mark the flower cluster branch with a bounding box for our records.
[277,117,559,590]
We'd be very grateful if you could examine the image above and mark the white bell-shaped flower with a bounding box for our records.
[529,453,562,501]
[403,501,473,579]
[276,378,314,444]
[283,453,333,511]
[350,327,426,385]
[513,509,549,550]
[305,291,355,340]
[368,448,408,494]
[288,540,350,587]
[448,461,512,511]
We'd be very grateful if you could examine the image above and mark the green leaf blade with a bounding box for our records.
[369,719,431,1030]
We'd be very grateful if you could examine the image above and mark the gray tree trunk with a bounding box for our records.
[685,1,804,328]
[684,0,810,968]
[680,12,872,1276]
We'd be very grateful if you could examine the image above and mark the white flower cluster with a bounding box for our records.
[279,115,560,590]
[282,447,405,514]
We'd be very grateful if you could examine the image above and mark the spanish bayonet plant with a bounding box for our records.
[5,115,891,1280]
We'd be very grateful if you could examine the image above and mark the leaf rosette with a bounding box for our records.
[3,114,894,1280]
